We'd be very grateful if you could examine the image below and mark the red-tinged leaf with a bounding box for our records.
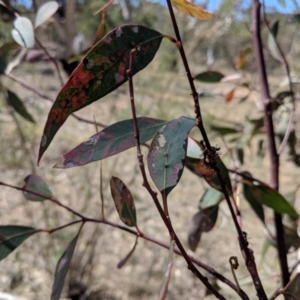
[147,116,196,197]
[225,89,235,103]
[117,236,138,268]
[194,71,224,83]
[11,17,34,48]
[51,235,79,300]
[0,226,37,261]
[6,89,35,123]
[185,141,233,197]
[23,174,53,202]
[171,0,213,20]
[110,177,137,227]
[243,180,298,218]
[283,273,300,299]
[93,10,107,45]
[93,0,114,44]
[54,117,166,168]
[34,1,59,28]
[188,206,218,251]
[38,25,164,163]
[235,49,246,70]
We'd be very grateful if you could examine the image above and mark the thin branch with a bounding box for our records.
[261,5,296,156]
[35,37,64,87]
[126,47,227,300]
[252,0,289,286]
[0,180,249,299]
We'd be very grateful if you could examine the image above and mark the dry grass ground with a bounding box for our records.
[0,56,299,300]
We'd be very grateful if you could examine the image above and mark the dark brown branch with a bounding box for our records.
[251,0,289,286]
[126,49,226,299]
[165,0,266,297]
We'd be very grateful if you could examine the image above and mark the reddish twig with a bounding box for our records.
[126,49,226,299]
[0,180,249,299]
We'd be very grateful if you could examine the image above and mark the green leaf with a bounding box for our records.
[0,226,36,261]
[243,181,265,223]
[243,181,298,218]
[0,41,19,73]
[6,89,35,123]
[35,1,59,28]
[51,235,79,300]
[11,17,35,48]
[210,125,239,136]
[147,116,196,197]
[194,71,224,83]
[199,187,224,209]
[236,148,244,165]
[54,117,167,168]
[23,174,53,202]
[110,176,137,227]
[117,236,138,268]
[268,20,282,62]
[38,25,164,163]
[188,206,219,251]
[285,13,300,24]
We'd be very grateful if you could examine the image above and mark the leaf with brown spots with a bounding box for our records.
[54,117,167,169]
[38,25,164,164]
[110,176,137,227]
[147,116,196,197]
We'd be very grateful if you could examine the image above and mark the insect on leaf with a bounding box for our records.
[23,174,53,202]
[51,235,79,300]
[171,0,213,20]
[110,177,137,227]
[147,116,196,197]
[0,226,37,261]
[11,17,35,48]
[6,89,35,123]
[34,1,59,28]
[38,25,164,164]
[54,117,167,168]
